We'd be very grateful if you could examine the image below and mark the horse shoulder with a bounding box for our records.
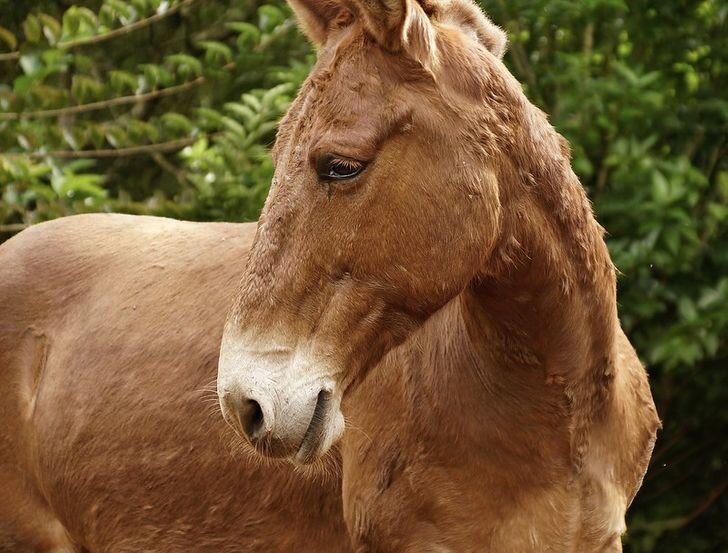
[0,214,260,552]
[576,325,660,548]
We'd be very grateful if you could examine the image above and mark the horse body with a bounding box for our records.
[0,215,350,552]
[343,295,658,552]
[0,212,658,553]
[1,0,661,550]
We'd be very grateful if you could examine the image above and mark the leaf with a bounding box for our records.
[221,115,246,138]
[257,5,285,33]
[127,120,160,143]
[62,8,81,38]
[661,227,681,256]
[179,135,208,159]
[161,112,194,135]
[99,5,116,28]
[241,93,262,111]
[226,22,260,45]
[697,282,727,309]
[139,64,174,88]
[87,124,107,149]
[109,70,139,94]
[105,0,136,23]
[60,6,100,42]
[64,159,98,173]
[651,171,670,203]
[23,15,42,43]
[223,102,255,122]
[103,125,128,148]
[194,107,225,130]
[75,6,100,31]
[27,163,52,178]
[677,297,698,323]
[71,75,106,103]
[61,126,82,151]
[0,25,17,51]
[166,54,203,78]
[56,174,108,200]
[13,75,35,95]
[130,0,152,14]
[155,0,170,15]
[41,48,70,68]
[38,13,62,45]
[262,83,294,104]
[702,333,719,356]
[257,120,278,137]
[19,54,44,76]
[198,41,233,66]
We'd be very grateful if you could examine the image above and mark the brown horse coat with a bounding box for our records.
[0,217,350,552]
[0,0,660,551]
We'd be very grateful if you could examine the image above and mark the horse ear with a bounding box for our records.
[440,1,508,59]
[351,0,438,70]
[287,0,353,45]
[475,16,507,60]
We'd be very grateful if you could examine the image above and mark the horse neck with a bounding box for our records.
[410,120,620,468]
[485,99,618,375]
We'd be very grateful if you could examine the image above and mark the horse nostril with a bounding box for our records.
[240,399,265,442]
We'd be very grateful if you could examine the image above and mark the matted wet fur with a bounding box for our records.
[0,0,659,551]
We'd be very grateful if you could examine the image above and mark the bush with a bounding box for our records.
[0,0,310,229]
[490,2,727,550]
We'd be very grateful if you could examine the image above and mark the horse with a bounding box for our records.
[0,0,660,551]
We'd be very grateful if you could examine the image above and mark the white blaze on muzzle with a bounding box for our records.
[217,327,345,463]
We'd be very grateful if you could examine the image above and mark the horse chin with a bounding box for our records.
[294,403,345,465]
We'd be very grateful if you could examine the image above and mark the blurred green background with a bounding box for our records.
[0,0,725,550]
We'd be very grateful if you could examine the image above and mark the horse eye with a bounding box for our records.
[316,155,366,181]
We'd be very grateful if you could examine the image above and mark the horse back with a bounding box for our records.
[0,214,350,552]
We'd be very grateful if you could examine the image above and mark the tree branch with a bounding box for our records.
[0,0,197,63]
[4,136,196,159]
[151,152,188,186]
[651,477,728,533]
[0,223,28,233]
[0,61,235,120]
[0,76,205,120]
[61,0,196,49]
[0,51,19,62]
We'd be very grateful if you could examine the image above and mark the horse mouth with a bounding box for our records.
[294,389,332,464]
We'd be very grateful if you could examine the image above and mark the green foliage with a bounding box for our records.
[488,1,727,550]
[0,0,310,227]
[0,1,725,551]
